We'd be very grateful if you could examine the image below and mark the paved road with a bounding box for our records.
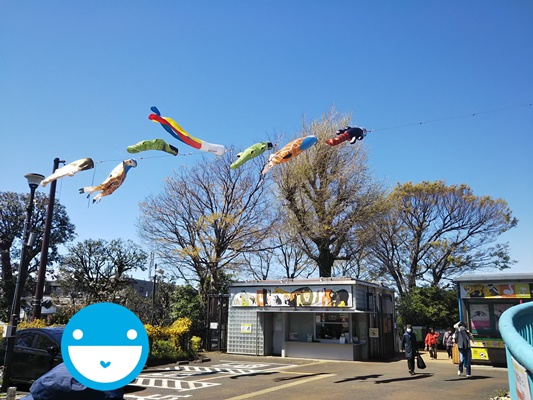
[124,350,509,400]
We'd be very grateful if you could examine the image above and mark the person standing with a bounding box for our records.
[455,322,474,377]
[424,327,440,359]
[401,324,418,375]
[442,327,455,359]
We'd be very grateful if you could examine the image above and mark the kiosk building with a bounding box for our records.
[227,278,396,361]
[454,273,533,365]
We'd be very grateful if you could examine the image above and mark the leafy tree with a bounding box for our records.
[122,279,177,326]
[0,191,75,319]
[366,181,517,296]
[170,285,205,339]
[396,286,459,329]
[56,238,148,303]
[137,151,274,300]
[272,108,386,277]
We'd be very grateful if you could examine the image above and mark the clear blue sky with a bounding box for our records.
[1,1,531,281]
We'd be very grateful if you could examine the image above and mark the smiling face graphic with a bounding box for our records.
[62,302,149,390]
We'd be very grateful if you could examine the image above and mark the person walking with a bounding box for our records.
[425,327,440,359]
[401,324,418,375]
[455,322,474,377]
[442,327,455,359]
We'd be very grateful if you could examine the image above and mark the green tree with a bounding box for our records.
[170,285,205,339]
[0,191,75,319]
[396,286,459,329]
[57,238,148,303]
[273,108,386,277]
[366,181,517,296]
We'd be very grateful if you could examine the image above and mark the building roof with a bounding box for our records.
[453,272,533,283]
[230,277,394,291]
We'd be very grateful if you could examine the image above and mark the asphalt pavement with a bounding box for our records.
[126,350,509,400]
[5,350,509,400]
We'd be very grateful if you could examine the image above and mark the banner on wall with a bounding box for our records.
[471,339,505,349]
[460,283,533,299]
[230,285,353,308]
[470,304,491,330]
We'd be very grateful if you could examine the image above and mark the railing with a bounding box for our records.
[499,301,533,400]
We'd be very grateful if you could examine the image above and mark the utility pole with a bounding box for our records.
[33,158,63,320]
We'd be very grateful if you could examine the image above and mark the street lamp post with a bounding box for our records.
[150,268,164,325]
[1,173,44,392]
[33,158,63,320]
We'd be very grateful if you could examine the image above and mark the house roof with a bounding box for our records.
[453,272,533,283]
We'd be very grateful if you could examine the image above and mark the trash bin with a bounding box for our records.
[452,343,460,364]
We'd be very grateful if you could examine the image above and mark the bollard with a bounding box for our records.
[6,386,17,400]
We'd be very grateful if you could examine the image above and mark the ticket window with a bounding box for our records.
[315,313,350,341]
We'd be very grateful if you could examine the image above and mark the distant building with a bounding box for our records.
[21,278,158,318]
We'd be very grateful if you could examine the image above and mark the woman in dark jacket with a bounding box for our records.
[401,324,418,375]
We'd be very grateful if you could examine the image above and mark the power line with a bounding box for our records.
[370,102,532,132]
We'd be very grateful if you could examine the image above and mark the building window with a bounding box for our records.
[139,287,144,293]
[315,313,350,341]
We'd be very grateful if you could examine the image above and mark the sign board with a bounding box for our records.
[460,283,533,299]
[472,348,489,361]
[512,356,531,400]
[369,328,379,338]
[230,285,352,308]
[241,323,252,334]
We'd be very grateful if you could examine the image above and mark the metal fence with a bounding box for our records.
[499,301,533,400]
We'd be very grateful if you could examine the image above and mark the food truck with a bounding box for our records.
[454,273,533,365]
[227,278,396,361]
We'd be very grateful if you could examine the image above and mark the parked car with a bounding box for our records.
[0,327,64,385]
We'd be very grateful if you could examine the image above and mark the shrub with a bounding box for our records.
[149,339,179,364]
[19,319,48,329]
[190,336,202,353]
[145,318,197,365]
[168,318,192,351]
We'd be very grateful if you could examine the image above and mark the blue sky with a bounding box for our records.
[1,1,531,281]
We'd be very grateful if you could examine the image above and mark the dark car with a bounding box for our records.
[0,327,64,385]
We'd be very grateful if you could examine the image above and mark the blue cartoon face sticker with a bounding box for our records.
[61,302,149,390]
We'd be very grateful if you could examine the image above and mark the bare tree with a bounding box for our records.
[241,250,274,281]
[241,227,315,280]
[331,230,376,280]
[137,151,275,299]
[272,108,386,277]
[365,181,518,296]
